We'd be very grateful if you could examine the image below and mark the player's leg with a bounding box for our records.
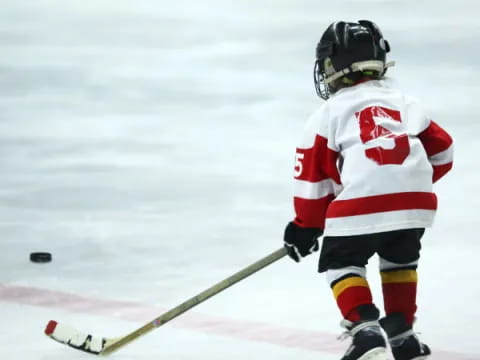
[377,228,431,360]
[319,235,387,360]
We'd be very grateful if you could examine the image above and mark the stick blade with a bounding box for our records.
[45,320,108,355]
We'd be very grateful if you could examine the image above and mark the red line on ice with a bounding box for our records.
[0,283,475,359]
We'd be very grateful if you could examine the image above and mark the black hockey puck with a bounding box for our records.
[30,252,52,263]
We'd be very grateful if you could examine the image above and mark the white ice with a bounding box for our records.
[0,0,479,359]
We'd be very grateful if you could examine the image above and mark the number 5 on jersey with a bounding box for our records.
[294,153,304,177]
[356,106,410,165]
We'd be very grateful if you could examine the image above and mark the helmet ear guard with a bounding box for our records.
[316,41,335,62]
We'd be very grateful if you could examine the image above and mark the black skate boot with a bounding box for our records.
[339,305,387,360]
[379,313,431,360]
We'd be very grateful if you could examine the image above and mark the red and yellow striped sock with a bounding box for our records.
[381,269,417,325]
[331,275,373,322]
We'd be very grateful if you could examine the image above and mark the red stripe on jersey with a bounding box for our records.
[433,162,453,183]
[295,135,341,184]
[294,194,335,228]
[326,192,437,218]
[418,121,453,157]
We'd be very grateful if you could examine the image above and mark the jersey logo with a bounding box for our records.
[355,106,410,165]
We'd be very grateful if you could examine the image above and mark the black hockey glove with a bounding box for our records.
[283,221,322,263]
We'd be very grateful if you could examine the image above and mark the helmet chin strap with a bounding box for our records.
[324,60,395,85]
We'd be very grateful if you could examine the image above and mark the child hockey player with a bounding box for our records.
[283,20,453,360]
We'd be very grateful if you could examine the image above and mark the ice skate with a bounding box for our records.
[380,313,431,360]
[339,319,387,360]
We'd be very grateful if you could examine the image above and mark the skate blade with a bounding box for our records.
[411,357,429,360]
[359,347,388,360]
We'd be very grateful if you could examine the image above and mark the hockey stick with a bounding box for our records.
[45,247,287,355]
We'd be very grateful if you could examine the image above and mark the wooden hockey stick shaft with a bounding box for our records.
[101,247,287,355]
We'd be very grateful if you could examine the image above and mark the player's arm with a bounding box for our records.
[418,120,454,183]
[284,125,341,262]
[292,134,340,229]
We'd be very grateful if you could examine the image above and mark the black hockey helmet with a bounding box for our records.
[313,20,394,100]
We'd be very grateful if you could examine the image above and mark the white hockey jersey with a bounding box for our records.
[292,80,453,236]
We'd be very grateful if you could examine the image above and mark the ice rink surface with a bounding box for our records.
[1,0,479,359]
